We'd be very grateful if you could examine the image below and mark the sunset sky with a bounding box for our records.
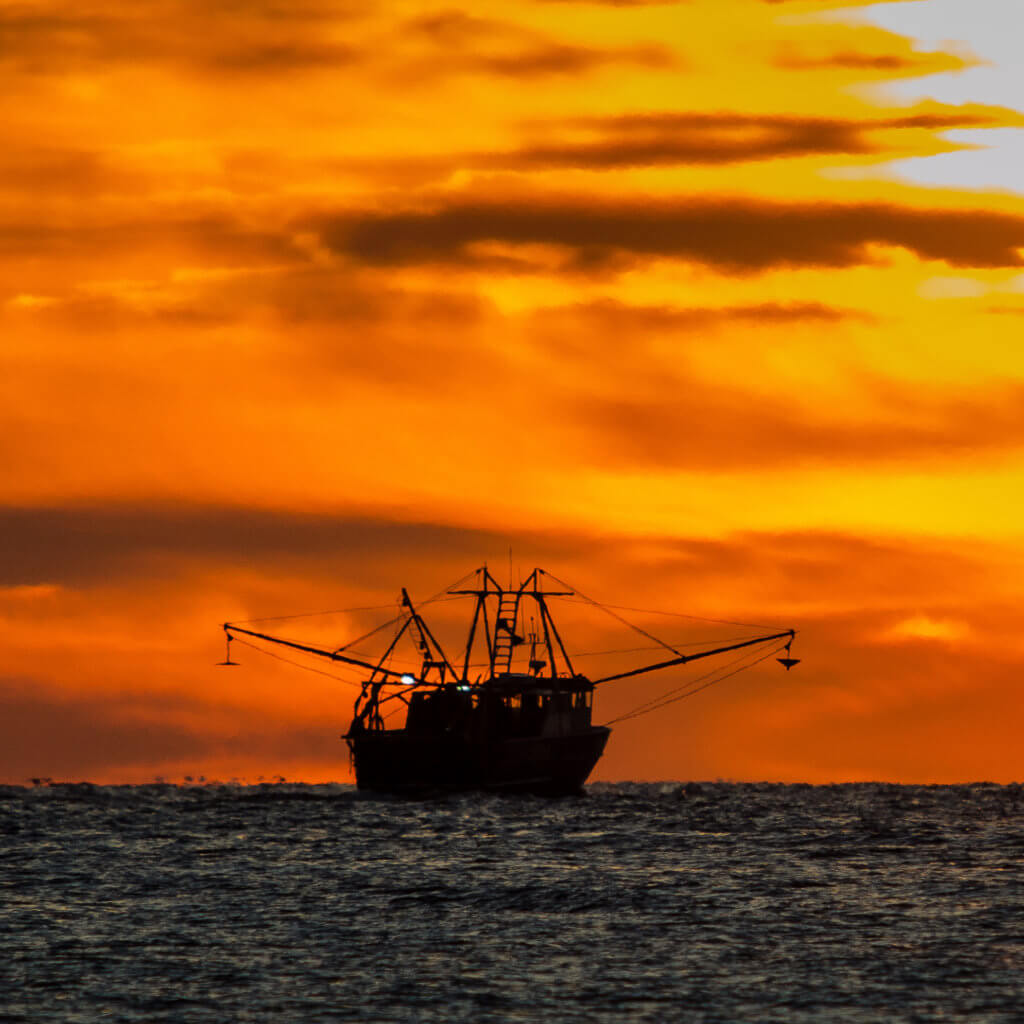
[4,0,1024,785]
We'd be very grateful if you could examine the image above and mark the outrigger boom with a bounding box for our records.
[592,629,797,684]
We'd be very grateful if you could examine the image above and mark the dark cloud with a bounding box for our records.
[248,105,1012,191]
[0,149,146,197]
[528,299,867,345]
[0,499,1006,609]
[0,1,364,76]
[520,298,869,387]
[0,267,504,394]
[0,680,345,780]
[317,197,1024,273]
[0,683,216,780]
[401,10,499,42]
[247,267,490,327]
[777,51,922,71]
[491,110,998,170]
[1,267,488,335]
[0,216,302,269]
[201,41,357,72]
[647,530,997,615]
[542,0,899,6]
[396,9,675,79]
[469,42,673,76]
[534,0,681,6]
[254,274,504,392]
[0,3,675,81]
[0,504,604,589]
[2,292,235,331]
[576,380,1024,470]
[762,0,899,5]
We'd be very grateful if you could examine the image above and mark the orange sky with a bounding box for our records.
[4,0,1024,784]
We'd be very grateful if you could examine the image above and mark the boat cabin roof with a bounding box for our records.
[485,673,594,695]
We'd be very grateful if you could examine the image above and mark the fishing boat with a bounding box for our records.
[222,567,798,795]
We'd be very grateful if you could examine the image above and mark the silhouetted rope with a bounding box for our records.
[542,570,682,656]
[604,642,787,725]
[229,636,364,688]
[558,597,782,632]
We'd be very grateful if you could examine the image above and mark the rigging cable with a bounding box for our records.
[454,635,767,669]
[338,569,479,665]
[226,569,477,646]
[333,610,408,655]
[559,597,784,632]
[566,635,772,658]
[604,642,789,725]
[541,570,684,657]
[228,636,364,689]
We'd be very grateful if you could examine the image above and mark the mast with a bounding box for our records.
[401,587,457,682]
[449,566,575,681]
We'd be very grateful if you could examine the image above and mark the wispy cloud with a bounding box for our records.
[318,196,1024,272]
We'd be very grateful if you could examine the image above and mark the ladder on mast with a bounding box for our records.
[491,590,523,675]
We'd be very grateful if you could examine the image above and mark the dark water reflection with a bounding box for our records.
[2,782,1022,1022]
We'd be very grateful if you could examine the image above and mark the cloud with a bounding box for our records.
[467,42,673,77]
[534,0,682,6]
[777,51,924,71]
[531,298,863,334]
[646,530,997,610]
[762,0,924,6]
[0,148,147,197]
[317,196,1024,272]
[0,1,364,76]
[489,109,1006,169]
[225,103,1018,194]
[0,503,610,589]
[0,267,510,397]
[0,681,213,780]
[395,9,676,80]
[0,3,676,81]
[542,0,923,7]
[524,300,868,371]
[3,289,236,330]
[1,265,487,331]
[0,216,303,273]
[0,501,1004,619]
[0,678,347,781]
[575,379,1024,470]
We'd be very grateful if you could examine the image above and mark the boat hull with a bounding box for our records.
[346,726,610,796]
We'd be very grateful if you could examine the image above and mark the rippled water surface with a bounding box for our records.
[2,782,1023,1022]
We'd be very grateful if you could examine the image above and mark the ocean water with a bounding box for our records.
[2,782,1023,1023]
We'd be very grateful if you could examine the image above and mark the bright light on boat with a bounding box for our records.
[400,674,416,685]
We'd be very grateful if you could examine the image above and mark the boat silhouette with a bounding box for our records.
[223,567,797,795]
